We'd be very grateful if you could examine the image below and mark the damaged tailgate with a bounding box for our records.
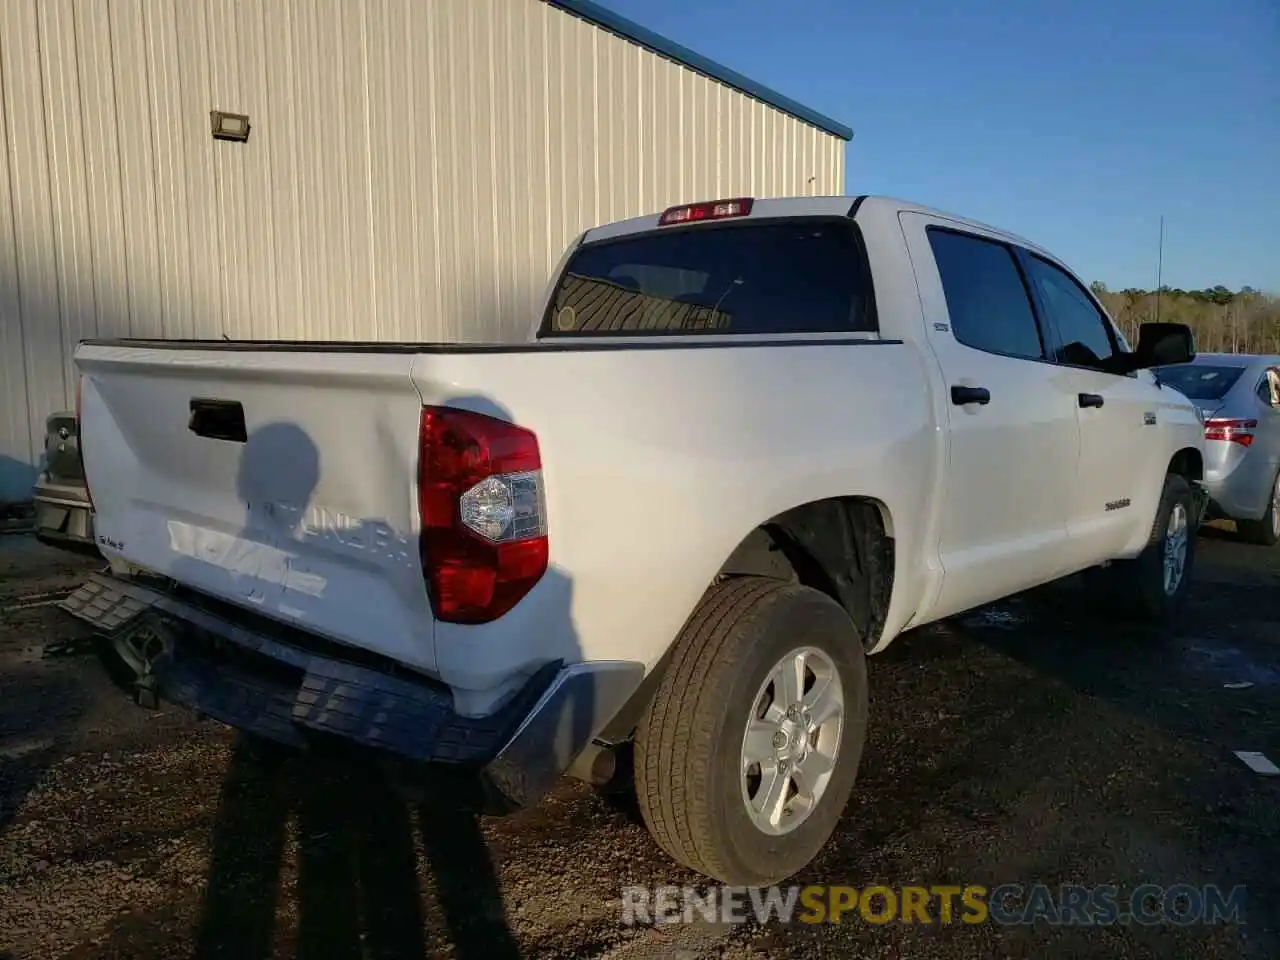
[72,342,437,675]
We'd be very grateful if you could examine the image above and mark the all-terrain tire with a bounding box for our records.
[633,576,868,886]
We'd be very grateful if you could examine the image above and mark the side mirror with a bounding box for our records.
[1117,322,1196,372]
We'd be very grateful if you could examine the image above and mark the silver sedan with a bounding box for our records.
[1156,353,1280,546]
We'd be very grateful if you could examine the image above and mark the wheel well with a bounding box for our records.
[1168,447,1203,482]
[716,497,895,652]
[592,497,895,747]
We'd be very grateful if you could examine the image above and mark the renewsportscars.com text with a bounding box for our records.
[621,883,1247,927]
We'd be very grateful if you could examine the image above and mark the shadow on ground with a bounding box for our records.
[0,537,101,839]
[956,555,1280,746]
[0,667,88,837]
[194,736,520,960]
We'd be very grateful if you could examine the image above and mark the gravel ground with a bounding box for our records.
[1,529,1278,959]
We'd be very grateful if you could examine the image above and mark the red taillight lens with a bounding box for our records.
[1204,418,1257,446]
[658,197,754,226]
[418,406,548,624]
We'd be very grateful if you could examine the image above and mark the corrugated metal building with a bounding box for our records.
[0,0,850,499]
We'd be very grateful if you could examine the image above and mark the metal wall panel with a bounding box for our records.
[0,0,846,498]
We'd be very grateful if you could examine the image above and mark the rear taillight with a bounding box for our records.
[658,197,754,226]
[417,406,548,624]
[1204,418,1257,447]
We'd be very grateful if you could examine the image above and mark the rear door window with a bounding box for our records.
[926,228,1046,360]
[541,219,876,336]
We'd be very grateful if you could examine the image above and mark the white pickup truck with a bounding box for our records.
[63,195,1206,886]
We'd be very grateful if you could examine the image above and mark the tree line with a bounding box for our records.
[1089,282,1280,356]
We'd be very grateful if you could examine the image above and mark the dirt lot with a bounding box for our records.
[2,530,1278,959]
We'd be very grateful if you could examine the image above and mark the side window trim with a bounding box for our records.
[924,224,1053,364]
[1009,246,1062,362]
[1015,247,1133,377]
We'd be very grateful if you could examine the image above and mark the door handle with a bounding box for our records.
[950,385,991,406]
[1078,393,1105,409]
[189,398,247,442]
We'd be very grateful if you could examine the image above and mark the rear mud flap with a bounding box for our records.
[1190,479,1211,526]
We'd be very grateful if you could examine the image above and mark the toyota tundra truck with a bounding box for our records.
[61,195,1206,886]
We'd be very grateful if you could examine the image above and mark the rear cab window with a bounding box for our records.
[539,219,877,337]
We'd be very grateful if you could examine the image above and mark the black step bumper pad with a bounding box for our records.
[151,624,559,768]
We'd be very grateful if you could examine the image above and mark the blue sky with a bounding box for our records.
[599,0,1279,293]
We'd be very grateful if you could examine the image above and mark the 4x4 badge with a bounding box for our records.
[1143,412,1157,426]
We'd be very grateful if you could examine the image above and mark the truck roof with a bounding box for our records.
[581,194,1056,263]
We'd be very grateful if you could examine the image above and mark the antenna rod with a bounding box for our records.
[1155,215,1164,323]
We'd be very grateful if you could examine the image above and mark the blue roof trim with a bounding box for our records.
[545,0,853,142]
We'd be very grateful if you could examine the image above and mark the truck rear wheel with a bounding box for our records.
[633,576,868,886]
